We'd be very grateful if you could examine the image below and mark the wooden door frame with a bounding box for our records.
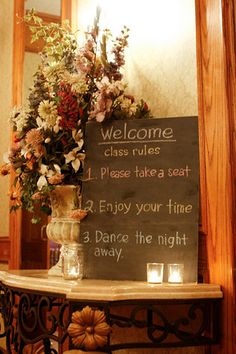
[195,0,236,353]
[9,0,25,269]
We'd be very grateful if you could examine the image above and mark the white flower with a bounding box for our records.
[64,147,85,172]
[37,175,48,190]
[119,96,138,116]
[37,164,62,190]
[62,71,88,94]
[53,164,61,174]
[10,108,29,132]
[72,129,84,149]
[96,77,126,96]
[39,164,49,176]
[43,61,66,80]
[38,100,59,129]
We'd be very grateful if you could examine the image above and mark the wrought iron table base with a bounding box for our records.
[0,285,221,353]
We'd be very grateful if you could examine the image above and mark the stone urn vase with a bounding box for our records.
[46,185,81,276]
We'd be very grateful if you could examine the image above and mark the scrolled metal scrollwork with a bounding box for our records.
[18,292,70,345]
[18,293,38,334]
[172,301,209,341]
[0,285,20,353]
[0,285,70,353]
[0,282,222,353]
[37,296,58,335]
[130,305,170,343]
[110,301,215,348]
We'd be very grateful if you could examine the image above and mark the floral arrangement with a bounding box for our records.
[1,9,151,222]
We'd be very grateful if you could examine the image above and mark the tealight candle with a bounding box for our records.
[168,263,184,283]
[147,263,164,283]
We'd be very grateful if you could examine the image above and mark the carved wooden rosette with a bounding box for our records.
[67,306,111,350]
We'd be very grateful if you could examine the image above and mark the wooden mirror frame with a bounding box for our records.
[10,0,236,352]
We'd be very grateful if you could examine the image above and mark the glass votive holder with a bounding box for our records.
[147,263,164,283]
[167,263,184,283]
[62,243,84,280]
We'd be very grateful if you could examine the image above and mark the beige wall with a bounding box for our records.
[77,0,198,118]
[0,0,13,237]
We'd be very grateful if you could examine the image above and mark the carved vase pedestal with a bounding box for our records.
[46,185,81,277]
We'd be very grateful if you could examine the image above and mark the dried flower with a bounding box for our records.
[31,192,45,201]
[0,164,11,176]
[47,173,64,185]
[38,100,59,128]
[25,129,44,146]
[70,209,87,220]
[0,9,151,221]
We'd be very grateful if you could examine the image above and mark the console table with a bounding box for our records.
[0,270,223,353]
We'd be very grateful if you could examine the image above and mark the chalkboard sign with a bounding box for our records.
[80,117,199,282]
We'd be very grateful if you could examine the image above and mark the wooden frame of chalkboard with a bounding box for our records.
[80,116,199,282]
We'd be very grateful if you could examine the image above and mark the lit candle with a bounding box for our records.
[168,264,184,283]
[147,263,164,283]
[68,266,79,276]
[63,244,83,280]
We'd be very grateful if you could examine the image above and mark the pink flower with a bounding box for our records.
[34,145,46,158]
[47,173,64,185]
[8,189,21,208]
[70,209,87,220]
[25,129,44,146]
[31,192,44,201]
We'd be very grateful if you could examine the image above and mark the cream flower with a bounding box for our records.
[43,61,66,80]
[10,108,29,132]
[38,100,59,129]
[37,175,48,190]
[37,163,61,190]
[39,163,49,176]
[62,71,89,94]
[118,96,138,116]
[0,11,151,222]
[64,148,85,172]
[72,129,84,149]
[96,77,126,96]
